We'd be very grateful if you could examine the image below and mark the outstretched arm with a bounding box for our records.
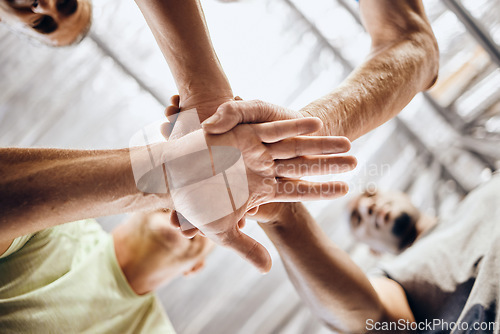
[300,0,439,139]
[0,118,356,273]
[134,0,233,118]
[255,203,415,332]
[0,147,170,245]
[202,0,439,140]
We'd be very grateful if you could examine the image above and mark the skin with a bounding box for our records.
[0,209,212,295]
[253,202,416,333]
[164,96,357,272]
[201,0,440,141]
[0,0,92,46]
[349,189,437,254]
[112,210,214,295]
[147,0,439,227]
[133,0,439,328]
[0,120,355,273]
[2,0,440,323]
[134,0,234,118]
[0,0,356,273]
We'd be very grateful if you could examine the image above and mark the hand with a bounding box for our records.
[163,97,356,273]
[200,99,309,135]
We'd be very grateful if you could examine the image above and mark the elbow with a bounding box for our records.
[412,26,439,91]
[370,19,440,92]
[408,15,440,91]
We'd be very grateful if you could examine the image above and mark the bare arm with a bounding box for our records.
[256,203,415,332]
[0,147,169,244]
[134,0,233,118]
[0,120,355,272]
[300,0,439,139]
[202,0,439,141]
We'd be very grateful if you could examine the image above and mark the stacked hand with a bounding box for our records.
[162,96,356,273]
[201,99,312,134]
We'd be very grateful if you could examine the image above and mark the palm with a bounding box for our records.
[164,96,356,273]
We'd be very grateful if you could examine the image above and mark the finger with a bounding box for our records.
[170,95,180,107]
[275,155,357,177]
[251,118,323,143]
[202,100,298,134]
[238,217,246,228]
[274,179,349,201]
[266,136,351,159]
[219,228,272,274]
[246,207,259,216]
[165,105,180,118]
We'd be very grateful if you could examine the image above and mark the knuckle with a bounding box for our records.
[225,101,244,121]
[219,100,236,115]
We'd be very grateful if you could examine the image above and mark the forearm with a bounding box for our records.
[260,203,384,332]
[0,148,169,241]
[134,0,233,111]
[301,39,437,139]
[301,0,439,140]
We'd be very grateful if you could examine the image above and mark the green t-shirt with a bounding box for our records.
[0,219,176,334]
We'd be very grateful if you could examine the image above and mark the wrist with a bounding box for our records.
[178,90,234,123]
[259,202,304,229]
[177,73,233,107]
[259,202,312,249]
[180,92,233,110]
[125,146,173,212]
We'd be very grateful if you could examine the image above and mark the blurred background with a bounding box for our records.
[0,0,499,333]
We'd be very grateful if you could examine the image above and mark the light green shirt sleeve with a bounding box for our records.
[0,220,176,334]
[0,233,35,259]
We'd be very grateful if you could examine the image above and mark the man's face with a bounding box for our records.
[0,0,91,46]
[348,189,421,254]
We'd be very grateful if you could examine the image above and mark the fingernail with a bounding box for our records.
[202,114,220,126]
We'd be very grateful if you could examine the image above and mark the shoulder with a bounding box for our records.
[0,219,103,260]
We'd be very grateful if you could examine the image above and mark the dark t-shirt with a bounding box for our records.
[375,174,500,333]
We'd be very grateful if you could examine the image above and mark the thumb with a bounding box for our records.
[202,100,271,134]
[222,227,272,274]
